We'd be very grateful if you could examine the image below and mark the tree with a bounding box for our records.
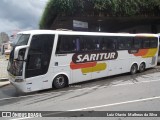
[39,0,160,29]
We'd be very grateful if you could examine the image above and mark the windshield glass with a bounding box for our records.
[16,34,30,46]
[7,48,26,76]
[7,34,29,76]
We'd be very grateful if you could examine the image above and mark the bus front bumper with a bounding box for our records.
[8,74,28,93]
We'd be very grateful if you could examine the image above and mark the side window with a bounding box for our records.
[56,35,77,53]
[133,38,142,49]
[118,37,133,50]
[135,37,158,49]
[143,38,150,48]
[100,37,117,51]
[100,37,108,50]
[56,35,101,53]
[81,36,94,51]
[93,37,101,50]
[106,37,117,50]
[26,34,54,78]
[150,38,158,48]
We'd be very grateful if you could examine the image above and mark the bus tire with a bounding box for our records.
[130,64,138,75]
[139,62,145,72]
[53,75,68,89]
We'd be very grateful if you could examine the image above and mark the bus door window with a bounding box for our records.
[26,35,54,78]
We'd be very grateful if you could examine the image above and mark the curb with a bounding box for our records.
[0,82,10,88]
[0,78,9,82]
[0,81,10,88]
[0,78,10,88]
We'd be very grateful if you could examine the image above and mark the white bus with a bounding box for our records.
[7,30,159,92]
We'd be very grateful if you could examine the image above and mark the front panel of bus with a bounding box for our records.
[7,34,30,92]
[7,34,54,92]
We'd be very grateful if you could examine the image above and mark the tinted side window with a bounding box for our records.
[99,37,117,51]
[135,37,158,49]
[118,37,133,50]
[81,36,95,51]
[133,38,142,49]
[150,38,158,48]
[56,36,77,53]
[56,35,117,53]
[143,38,150,48]
[79,36,117,51]
[26,34,54,78]
[57,35,99,53]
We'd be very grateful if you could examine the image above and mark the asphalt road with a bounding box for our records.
[0,66,160,120]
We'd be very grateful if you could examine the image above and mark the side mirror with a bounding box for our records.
[14,45,29,60]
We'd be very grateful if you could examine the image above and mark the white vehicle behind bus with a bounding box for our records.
[7,30,159,92]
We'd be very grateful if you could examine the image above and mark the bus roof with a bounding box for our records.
[17,30,159,37]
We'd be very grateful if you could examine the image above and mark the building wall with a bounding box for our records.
[50,16,160,33]
[119,25,158,33]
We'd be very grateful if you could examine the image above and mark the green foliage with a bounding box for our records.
[39,0,85,29]
[39,0,160,29]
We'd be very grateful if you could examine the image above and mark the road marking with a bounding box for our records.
[68,96,160,111]
[9,95,160,120]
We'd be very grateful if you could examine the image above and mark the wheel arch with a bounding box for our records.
[130,62,138,68]
[139,61,146,70]
[52,72,70,88]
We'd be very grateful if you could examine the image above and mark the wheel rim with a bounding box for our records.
[140,64,145,71]
[131,65,137,74]
[55,76,65,87]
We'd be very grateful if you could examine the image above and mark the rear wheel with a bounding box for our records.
[130,64,138,75]
[53,75,68,89]
[139,63,145,72]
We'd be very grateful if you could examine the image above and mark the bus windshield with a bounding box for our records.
[7,34,30,76]
[15,34,30,46]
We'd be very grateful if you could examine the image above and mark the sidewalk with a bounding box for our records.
[0,54,10,87]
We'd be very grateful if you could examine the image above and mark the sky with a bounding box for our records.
[0,0,48,36]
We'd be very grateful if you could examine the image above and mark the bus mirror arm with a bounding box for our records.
[14,45,29,60]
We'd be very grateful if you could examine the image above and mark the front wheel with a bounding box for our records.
[130,64,138,75]
[53,75,68,89]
